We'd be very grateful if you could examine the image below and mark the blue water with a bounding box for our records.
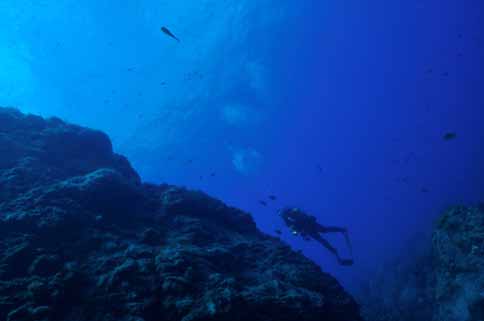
[1,0,483,290]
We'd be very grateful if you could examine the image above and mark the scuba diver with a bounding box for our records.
[279,207,354,266]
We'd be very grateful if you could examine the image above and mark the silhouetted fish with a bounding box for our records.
[161,27,180,42]
[268,195,277,201]
[259,200,268,207]
[443,132,457,141]
[396,176,409,184]
[275,229,282,235]
[404,152,416,164]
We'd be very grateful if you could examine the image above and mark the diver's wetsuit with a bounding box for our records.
[279,207,354,266]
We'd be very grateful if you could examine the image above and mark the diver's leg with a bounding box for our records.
[312,233,341,260]
[319,226,353,257]
[311,230,354,266]
[314,231,354,266]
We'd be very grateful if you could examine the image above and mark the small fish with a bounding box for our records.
[210,172,216,177]
[404,152,416,164]
[161,26,180,42]
[396,176,409,184]
[268,195,277,201]
[421,187,430,193]
[259,200,268,207]
[275,229,282,235]
[443,132,457,141]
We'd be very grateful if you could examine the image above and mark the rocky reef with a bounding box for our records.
[433,205,484,321]
[358,238,435,321]
[359,205,484,321]
[0,107,362,321]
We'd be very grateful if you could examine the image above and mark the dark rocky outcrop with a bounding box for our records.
[358,205,484,321]
[0,107,362,321]
[433,206,484,321]
[358,239,435,321]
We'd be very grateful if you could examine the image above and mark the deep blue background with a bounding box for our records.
[1,0,483,290]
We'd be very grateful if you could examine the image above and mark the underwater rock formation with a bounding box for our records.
[359,205,484,321]
[357,235,435,321]
[433,206,484,321]
[0,107,362,321]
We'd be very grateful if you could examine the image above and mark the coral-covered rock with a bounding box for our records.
[433,206,484,321]
[0,107,362,321]
[358,204,484,321]
[357,235,435,321]
[0,107,140,203]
